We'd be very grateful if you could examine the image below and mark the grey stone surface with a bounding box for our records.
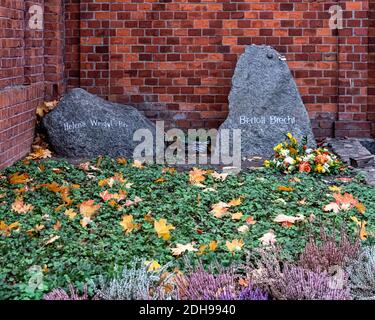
[43,88,156,158]
[216,45,316,157]
[326,138,375,186]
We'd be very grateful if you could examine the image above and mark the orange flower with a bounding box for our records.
[315,154,328,165]
[299,162,311,173]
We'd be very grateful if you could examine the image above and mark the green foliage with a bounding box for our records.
[0,157,374,299]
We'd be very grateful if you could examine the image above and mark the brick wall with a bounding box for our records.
[369,0,375,136]
[0,0,64,169]
[65,0,373,139]
[1,0,373,169]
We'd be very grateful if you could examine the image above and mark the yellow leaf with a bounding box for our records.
[228,197,242,207]
[154,219,175,241]
[0,221,20,236]
[197,245,207,256]
[209,240,218,252]
[210,202,229,218]
[231,212,243,221]
[189,167,206,185]
[9,172,29,185]
[329,185,342,193]
[162,167,176,174]
[64,209,77,220]
[119,214,139,234]
[171,242,198,256]
[154,177,166,183]
[79,200,100,218]
[360,221,368,240]
[144,260,161,271]
[28,147,52,160]
[355,203,366,214]
[226,239,244,253]
[11,197,34,214]
[132,160,145,169]
[117,157,127,165]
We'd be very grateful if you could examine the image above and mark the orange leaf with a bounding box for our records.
[189,167,206,185]
[53,220,62,231]
[355,203,366,214]
[210,202,229,218]
[277,186,294,192]
[11,197,34,214]
[79,200,100,218]
[8,172,29,185]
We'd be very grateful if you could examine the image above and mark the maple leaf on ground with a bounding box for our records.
[125,196,142,207]
[210,202,229,218]
[231,212,243,221]
[119,214,139,234]
[154,219,175,241]
[0,221,20,237]
[80,217,92,228]
[238,225,249,233]
[228,197,242,207]
[28,147,52,160]
[53,220,62,231]
[162,167,177,174]
[132,160,145,169]
[64,209,77,220]
[189,167,206,185]
[209,240,219,251]
[273,214,304,227]
[116,157,127,165]
[226,239,244,253]
[171,242,198,256]
[79,200,100,218]
[246,216,257,225]
[211,171,228,181]
[41,182,62,193]
[8,172,29,185]
[144,260,161,271]
[333,192,358,210]
[44,235,60,245]
[355,203,366,214]
[277,186,294,192]
[197,245,207,256]
[79,162,100,172]
[259,230,276,246]
[11,197,34,214]
[351,216,368,240]
[27,224,45,237]
[323,202,341,213]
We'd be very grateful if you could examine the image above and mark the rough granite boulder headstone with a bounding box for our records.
[43,88,156,158]
[216,45,316,157]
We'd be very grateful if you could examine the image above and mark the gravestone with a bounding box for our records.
[43,88,156,158]
[216,45,316,157]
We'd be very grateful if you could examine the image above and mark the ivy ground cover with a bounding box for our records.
[0,157,374,299]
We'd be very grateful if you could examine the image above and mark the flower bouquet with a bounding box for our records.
[264,133,345,174]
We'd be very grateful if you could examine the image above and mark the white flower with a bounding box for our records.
[280,149,290,157]
[284,157,295,165]
[305,148,313,154]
